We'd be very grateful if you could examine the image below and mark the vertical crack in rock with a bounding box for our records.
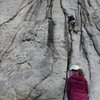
[84,25,100,58]
[81,33,91,79]
[60,0,73,100]
[67,29,73,71]
[79,7,83,49]
[60,0,72,72]
[46,0,59,62]
[44,0,59,82]
[60,2,68,100]
[78,1,91,80]
[77,0,90,24]
[46,0,53,19]
[80,19,92,81]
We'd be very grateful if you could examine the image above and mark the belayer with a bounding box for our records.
[66,65,89,100]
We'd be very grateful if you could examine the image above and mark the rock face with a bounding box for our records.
[0,0,100,100]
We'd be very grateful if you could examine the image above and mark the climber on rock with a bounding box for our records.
[68,15,77,33]
[66,65,89,100]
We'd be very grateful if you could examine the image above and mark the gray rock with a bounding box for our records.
[0,0,100,100]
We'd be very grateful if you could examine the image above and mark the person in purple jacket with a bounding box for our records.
[66,65,88,100]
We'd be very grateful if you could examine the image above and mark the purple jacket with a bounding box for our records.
[66,73,88,100]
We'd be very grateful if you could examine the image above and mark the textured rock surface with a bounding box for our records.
[0,0,100,100]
